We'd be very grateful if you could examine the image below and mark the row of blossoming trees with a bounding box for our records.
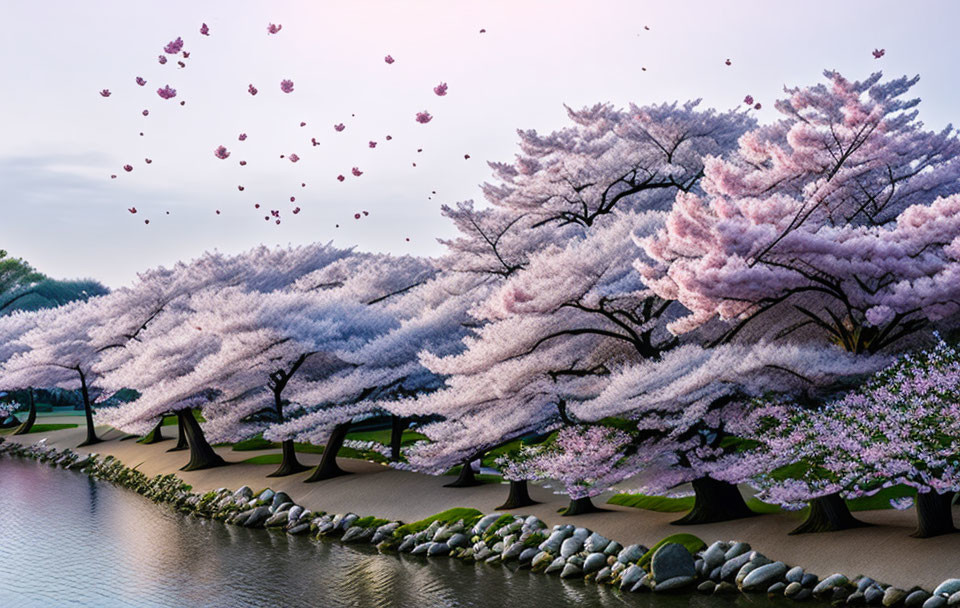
[4,70,960,538]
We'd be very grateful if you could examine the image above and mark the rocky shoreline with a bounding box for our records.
[3,436,959,608]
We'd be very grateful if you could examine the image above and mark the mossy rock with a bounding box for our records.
[637,534,706,570]
[393,507,483,538]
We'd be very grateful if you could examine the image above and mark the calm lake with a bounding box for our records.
[0,456,796,608]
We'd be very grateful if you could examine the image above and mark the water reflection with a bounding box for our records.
[0,457,809,608]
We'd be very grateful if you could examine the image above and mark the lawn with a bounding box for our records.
[0,423,78,435]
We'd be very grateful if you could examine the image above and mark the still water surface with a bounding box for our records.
[0,457,795,608]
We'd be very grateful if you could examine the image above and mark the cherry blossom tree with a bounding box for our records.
[738,336,960,537]
[634,71,960,530]
[0,300,110,446]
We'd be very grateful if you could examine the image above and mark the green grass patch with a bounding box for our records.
[393,507,484,538]
[345,428,427,445]
[848,485,915,512]
[638,534,706,570]
[3,423,79,435]
[607,494,695,513]
[240,454,284,465]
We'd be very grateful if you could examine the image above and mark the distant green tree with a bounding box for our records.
[0,250,46,314]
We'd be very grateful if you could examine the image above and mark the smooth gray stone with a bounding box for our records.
[243,506,271,528]
[502,541,524,561]
[786,566,805,583]
[703,541,729,570]
[710,566,722,581]
[539,530,567,554]
[427,542,451,556]
[604,540,623,556]
[287,506,304,522]
[802,573,820,587]
[518,548,539,566]
[651,543,696,583]
[786,582,804,596]
[544,557,566,574]
[560,563,583,579]
[410,542,431,555]
[584,532,610,553]
[947,591,960,607]
[572,527,590,540]
[866,587,885,605]
[714,582,739,595]
[742,562,788,591]
[721,552,752,580]
[560,537,583,558]
[906,592,932,608]
[582,552,606,574]
[473,513,500,534]
[769,582,787,595]
[257,488,275,503]
[447,533,470,549]
[848,591,866,606]
[724,542,751,560]
[596,566,613,583]
[936,582,960,598]
[883,587,908,607]
[655,576,695,592]
[859,579,877,592]
[270,491,291,509]
[341,527,373,543]
[286,522,311,535]
[794,589,813,601]
[698,581,717,593]
[923,597,947,608]
[617,544,646,564]
[620,564,644,590]
[814,574,850,596]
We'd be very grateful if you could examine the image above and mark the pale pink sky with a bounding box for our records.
[3,0,959,286]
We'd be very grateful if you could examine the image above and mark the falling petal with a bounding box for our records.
[385,135,392,141]
[145,158,152,164]
[267,23,282,35]
[177,61,186,68]
[238,186,244,191]
[873,48,885,59]
[216,210,221,215]
[369,141,377,148]
[464,154,470,159]
[99,89,111,97]
[128,207,137,214]
[163,37,184,55]
[290,196,295,202]
[744,95,754,105]
[415,111,433,124]
[725,58,731,66]
[248,84,258,96]
[289,153,300,163]
[182,51,190,58]
[239,160,247,166]
[352,167,363,177]
[479,28,486,33]
[200,23,210,36]
[214,145,230,159]
[292,207,301,214]
[362,210,368,216]
[123,164,133,172]
[157,85,177,100]
[180,101,185,106]
[144,219,150,224]
[334,123,345,132]
[111,174,117,179]
[300,121,306,127]
[754,102,762,110]
[158,55,167,65]
[354,213,361,219]
[280,79,294,93]
[239,133,247,141]
[337,174,345,182]
[142,109,149,116]
[433,82,448,96]
[255,203,260,208]
[384,54,395,64]
[136,77,146,86]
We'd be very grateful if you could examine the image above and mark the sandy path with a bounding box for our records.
[3,420,958,590]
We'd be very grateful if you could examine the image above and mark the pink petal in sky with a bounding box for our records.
[289,153,300,163]
[238,133,247,141]
[415,111,433,124]
[99,89,111,97]
[136,77,146,86]
[334,123,345,132]
[384,54,395,64]
[280,79,294,93]
[200,23,210,36]
[248,84,258,96]
[158,55,167,65]
[433,82,448,96]
[156,85,177,100]
[163,37,184,55]
[214,145,230,159]
[267,23,282,34]
[352,167,363,176]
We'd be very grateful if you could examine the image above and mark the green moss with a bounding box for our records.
[240,454,283,465]
[345,429,428,445]
[637,534,706,570]
[392,507,484,538]
[848,485,916,512]
[352,516,390,529]
[483,514,517,537]
[745,497,785,514]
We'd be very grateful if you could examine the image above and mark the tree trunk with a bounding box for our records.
[444,457,483,488]
[913,490,956,538]
[563,496,603,516]
[139,419,166,444]
[12,389,36,435]
[305,422,352,482]
[268,439,310,477]
[790,492,868,534]
[77,370,101,447]
[497,479,538,510]
[167,415,188,452]
[672,477,756,525]
[390,415,404,462]
[178,409,227,471]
